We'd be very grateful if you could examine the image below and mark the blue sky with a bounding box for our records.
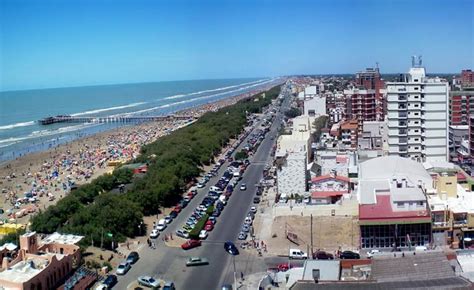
[0,0,473,91]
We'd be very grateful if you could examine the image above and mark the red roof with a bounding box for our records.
[311,174,350,183]
[359,194,430,223]
[312,190,345,198]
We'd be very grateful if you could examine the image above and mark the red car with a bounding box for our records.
[277,263,293,272]
[204,223,214,231]
[181,239,202,250]
[173,205,182,213]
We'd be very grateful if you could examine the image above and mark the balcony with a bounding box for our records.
[398,112,408,119]
[398,121,408,127]
[399,129,408,135]
[399,137,408,145]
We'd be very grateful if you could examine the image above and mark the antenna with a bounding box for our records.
[412,55,416,67]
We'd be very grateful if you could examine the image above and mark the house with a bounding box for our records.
[310,173,351,204]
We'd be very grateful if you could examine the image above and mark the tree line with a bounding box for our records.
[29,85,281,248]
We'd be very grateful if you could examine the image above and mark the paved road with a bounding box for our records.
[113,93,289,289]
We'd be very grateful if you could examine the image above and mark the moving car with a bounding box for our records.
[137,276,160,288]
[116,262,131,275]
[340,251,360,259]
[313,251,334,260]
[277,263,293,272]
[199,230,208,239]
[186,257,209,266]
[126,251,139,264]
[181,239,202,250]
[224,241,239,255]
[150,229,159,239]
[240,184,247,190]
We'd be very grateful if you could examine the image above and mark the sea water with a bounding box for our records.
[0,78,278,162]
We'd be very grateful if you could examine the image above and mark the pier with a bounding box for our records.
[38,114,196,125]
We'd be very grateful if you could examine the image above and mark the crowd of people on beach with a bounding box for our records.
[0,86,274,223]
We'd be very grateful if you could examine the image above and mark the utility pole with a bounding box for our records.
[310,214,314,256]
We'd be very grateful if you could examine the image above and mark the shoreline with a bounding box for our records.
[0,85,277,225]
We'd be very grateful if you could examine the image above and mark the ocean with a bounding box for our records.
[0,78,278,162]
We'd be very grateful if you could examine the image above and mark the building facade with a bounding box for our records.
[386,64,449,162]
[355,67,385,121]
[344,89,377,132]
[461,70,474,87]
[449,91,474,126]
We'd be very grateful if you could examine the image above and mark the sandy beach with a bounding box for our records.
[0,87,274,225]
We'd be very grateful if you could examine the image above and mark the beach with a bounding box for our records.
[0,87,273,225]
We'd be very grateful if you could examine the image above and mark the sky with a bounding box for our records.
[0,0,473,91]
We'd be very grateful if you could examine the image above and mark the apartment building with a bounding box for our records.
[449,90,474,125]
[355,67,385,121]
[344,89,377,132]
[461,69,474,87]
[340,119,358,149]
[386,61,449,162]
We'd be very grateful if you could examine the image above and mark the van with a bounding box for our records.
[415,246,428,252]
[157,219,167,231]
[289,249,308,259]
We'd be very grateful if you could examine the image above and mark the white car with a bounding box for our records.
[138,275,160,288]
[199,230,208,239]
[150,229,159,239]
[197,182,205,188]
[250,206,257,213]
[240,184,247,190]
[164,215,173,224]
[116,261,131,275]
[367,249,380,258]
[156,219,167,231]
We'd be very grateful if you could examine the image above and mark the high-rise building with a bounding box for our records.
[344,88,377,132]
[461,69,474,87]
[450,90,474,125]
[386,58,449,162]
[355,66,385,120]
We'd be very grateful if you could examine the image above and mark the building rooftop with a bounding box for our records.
[0,257,48,283]
[41,232,84,245]
[359,194,430,224]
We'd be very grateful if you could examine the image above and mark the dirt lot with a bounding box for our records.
[264,215,359,256]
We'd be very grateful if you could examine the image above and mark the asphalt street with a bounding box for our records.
[113,92,290,290]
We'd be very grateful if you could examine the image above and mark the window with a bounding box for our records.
[415,147,419,150]
[397,202,404,208]
[418,201,424,206]
[415,138,419,141]
[415,130,419,133]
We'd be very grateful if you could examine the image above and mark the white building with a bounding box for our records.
[277,152,307,196]
[386,60,449,162]
[303,96,326,117]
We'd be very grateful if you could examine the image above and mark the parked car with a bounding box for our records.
[116,262,131,275]
[102,274,117,288]
[163,282,176,290]
[176,229,189,239]
[181,239,202,250]
[224,241,239,255]
[186,257,209,266]
[150,229,159,239]
[197,182,205,188]
[126,251,139,264]
[238,232,247,240]
[199,230,208,239]
[241,224,250,233]
[250,206,257,213]
[367,249,381,258]
[169,210,178,218]
[340,251,360,259]
[164,215,173,224]
[289,249,308,259]
[313,251,334,260]
[204,222,214,231]
[221,284,233,290]
[137,276,160,288]
[253,197,261,204]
